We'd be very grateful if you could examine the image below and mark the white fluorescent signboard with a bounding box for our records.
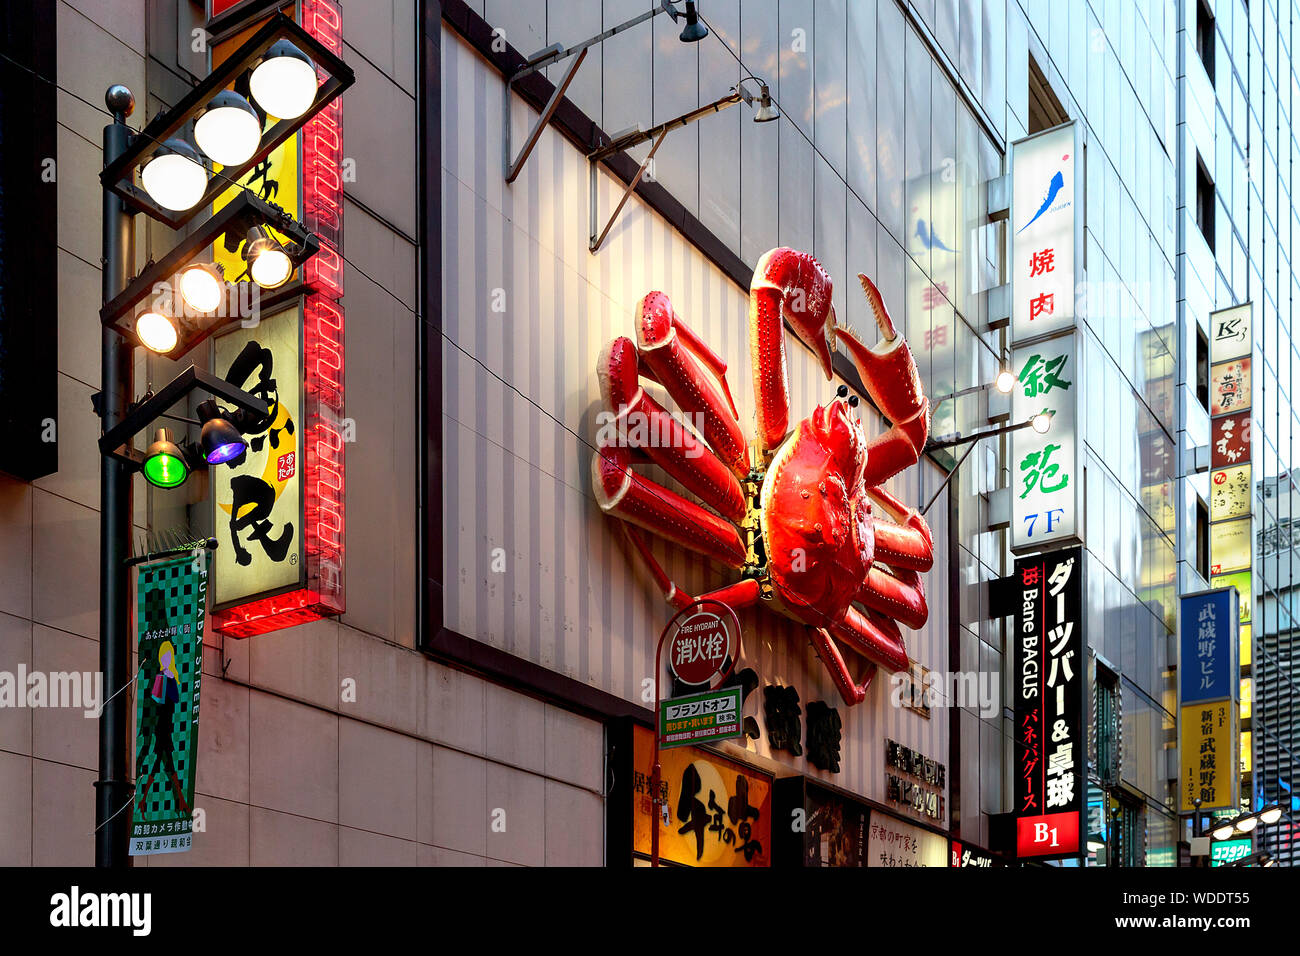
[1011,123,1079,344]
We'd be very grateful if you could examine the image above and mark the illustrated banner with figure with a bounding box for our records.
[130,552,208,856]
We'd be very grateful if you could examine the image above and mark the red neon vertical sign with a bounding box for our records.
[213,0,346,636]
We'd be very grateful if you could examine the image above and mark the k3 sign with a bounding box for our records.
[1012,546,1085,860]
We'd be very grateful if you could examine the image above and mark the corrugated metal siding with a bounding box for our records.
[441,30,950,810]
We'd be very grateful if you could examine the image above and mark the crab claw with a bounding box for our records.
[750,248,837,451]
[837,273,930,487]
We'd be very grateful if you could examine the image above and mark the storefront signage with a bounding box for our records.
[1210,837,1252,867]
[209,0,346,637]
[659,686,743,749]
[130,552,209,856]
[632,725,771,867]
[1011,334,1083,551]
[866,813,947,868]
[1209,303,1252,361]
[1178,589,1240,813]
[884,738,946,822]
[1011,122,1080,343]
[1012,547,1085,859]
[803,785,868,867]
[950,840,995,867]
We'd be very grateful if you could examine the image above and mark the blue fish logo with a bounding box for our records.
[1017,170,1065,234]
[914,219,954,252]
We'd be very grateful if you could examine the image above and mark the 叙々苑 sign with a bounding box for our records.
[659,686,743,748]
[1012,547,1085,859]
[1011,122,1080,344]
[1011,334,1083,551]
[130,552,208,856]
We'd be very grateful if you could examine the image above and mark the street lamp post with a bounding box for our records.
[94,85,137,868]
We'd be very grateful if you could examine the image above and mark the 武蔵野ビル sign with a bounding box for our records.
[1177,588,1240,813]
[1012,546,1085,859]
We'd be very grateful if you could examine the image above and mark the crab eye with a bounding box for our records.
[836,384,849,398]
[848,395,859,408]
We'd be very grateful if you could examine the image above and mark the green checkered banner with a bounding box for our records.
[129,550,208,857]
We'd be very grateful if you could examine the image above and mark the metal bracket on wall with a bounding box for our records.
[587,128,669,253]
[502,3,675,184]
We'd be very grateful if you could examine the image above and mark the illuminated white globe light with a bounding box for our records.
[1235,814,1259,833]
[1031,412,1052,434]
[249,40,318,120]
[193,91,262,167]
[994,369,1016,394]
[1260,806,1283,825]
[1211,821,1236,841]
[141,139,207,211]
[249,241,293,289]
[135,311,178,354]
[179,263,224,313]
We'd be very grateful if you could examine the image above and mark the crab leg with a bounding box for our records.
[621,526,761,612]
[594,445,746,566]
[836,274,931,488]
[868,485,934,572]
[598,336,747,521]
[748,248,838,453]
[635,293,750,475]
[856,566,929,631]
[809,628,878,706]
[829,604,910,670]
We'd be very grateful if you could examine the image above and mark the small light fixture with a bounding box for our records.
[994,369,1016,394]
[141,138,208,211]
[135,311,178,354]
[1211,820,1236,841]
[736,76,779,124]
[1030,410,1053,434]
[1260,805,1283,825]
[249,39,318,120]
[142,428,190,489]
[196,400,247,466]
[243,226,293,289]
[1235,813,1259,833]
[676,1,708,42]
[178,262,225,314]
[193,90,263,168]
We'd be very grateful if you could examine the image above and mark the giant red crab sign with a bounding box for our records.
[593,247,934,706]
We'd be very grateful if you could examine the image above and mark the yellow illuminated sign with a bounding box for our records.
[1179,700,1238,813]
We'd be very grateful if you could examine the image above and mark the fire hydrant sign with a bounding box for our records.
[659,687,743,748]
[667,610,736,687]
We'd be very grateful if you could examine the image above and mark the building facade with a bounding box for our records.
[1,0,1293,866]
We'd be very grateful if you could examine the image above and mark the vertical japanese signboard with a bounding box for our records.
[1178,589,1240,813]
[130,552,209,856]
[1013,547,1085,859]
[1010,122,1084,553]
[1205,302,1253,803]
[1011,123,1079,342]
[1011,336,1081,549]
[207,0,346,636]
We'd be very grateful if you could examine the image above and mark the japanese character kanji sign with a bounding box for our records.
[1012,122,1078,342]
[1211,410,1251,469]
[1209,464,1252,521]
[1011,335,1082,552]
[1210,358,1251,416]
[1013,547,1084,859]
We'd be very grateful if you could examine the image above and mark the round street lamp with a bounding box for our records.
[1031,410,1053,434]
[249,39,318,120]
[140,138,208,211]
[193,90,263,168]
[244,225,293,288]
[178,262,225,314]
[994,369,1016,394]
